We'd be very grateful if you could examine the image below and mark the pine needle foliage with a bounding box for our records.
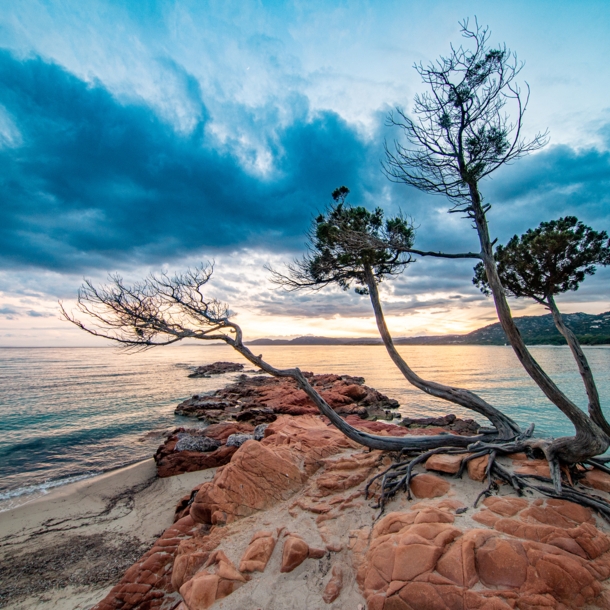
[474,217,610,303]
[277,187,415,294]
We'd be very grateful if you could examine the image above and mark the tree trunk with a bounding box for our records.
[225,327,496,451]
[362,265,522,440]
[546,294,610,437]
[468,183,609,471]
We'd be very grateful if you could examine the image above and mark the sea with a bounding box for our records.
[1,344,609,511]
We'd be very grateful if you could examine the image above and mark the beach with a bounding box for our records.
[0,459,217,609]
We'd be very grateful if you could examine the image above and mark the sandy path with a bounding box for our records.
[0,459,213,609]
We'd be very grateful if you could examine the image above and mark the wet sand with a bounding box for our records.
[0,459,215,609]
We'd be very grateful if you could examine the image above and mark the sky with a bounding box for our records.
[1,0,609,346]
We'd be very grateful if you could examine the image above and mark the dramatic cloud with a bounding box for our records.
[0,50,377,271]
[1,0,609,345]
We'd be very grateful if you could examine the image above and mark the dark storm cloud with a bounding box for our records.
[1,47,610,293]
[484,142,610,239]
[0,51,372,271]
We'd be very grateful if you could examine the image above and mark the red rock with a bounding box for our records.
[483,496,528,516]
[308,546,326,559]
[520,505,578,529]
[467,455,489,482]
[190,435,306,524]
[156,445,237,478]
[178,373,400,421]
[382,594,410,609]
[373,512,417,538]
[581,468,610,492]
[413,508,455,525]
[472,510,500,527]
[434,499,466,512]
[179,572,219,610]
[425,453,465,474]
[203,422,255,442]
[545,499,592,524]
[392,544,443,581]
[172,550,210,591]
[281,535,310,573]
[532,554,597,603]
[410,473,450,498]
[343,416,415,437]
[436,537,478,587]
[178,549,246,609]
[92,515,200,610]
[476,537,528,588]
[323,564,344,603]
[514,459,551,478]
[239,531,276,572]
[397,582,452,608]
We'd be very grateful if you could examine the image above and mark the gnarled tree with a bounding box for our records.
[63,264,610,517]
[384,18,608,490]
[272,186,521,440]
[474,216,610,438]
[61,265,496,456]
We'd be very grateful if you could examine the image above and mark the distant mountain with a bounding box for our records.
[247,311,610,347]
[454,311,610,346]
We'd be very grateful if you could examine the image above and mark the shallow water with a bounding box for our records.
[1,344,609,509]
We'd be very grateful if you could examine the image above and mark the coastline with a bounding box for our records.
[0,458,217,609]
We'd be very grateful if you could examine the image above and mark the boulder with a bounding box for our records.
[174,435,221,453]
[188,361,245,377]
[323,565,344,603]
[189,415,355,525]
[467,455,489,482]
[280,535,310,573]
[410,473,451,498]
[153,424,254,477]
[425,453,465,474]
[239,532,277,573]
[582,468,610,492]
[225,433,253,447]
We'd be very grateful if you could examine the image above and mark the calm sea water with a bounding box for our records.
[1,344,609,510]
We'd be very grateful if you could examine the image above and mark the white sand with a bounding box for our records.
[0,459,214,610]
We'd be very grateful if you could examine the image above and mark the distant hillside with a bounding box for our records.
[455,311,610,346]
[247,311,610,346]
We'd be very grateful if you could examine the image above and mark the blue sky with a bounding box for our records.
[1,0,609,345]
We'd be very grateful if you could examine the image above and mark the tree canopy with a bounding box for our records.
[473,216,610,304]
[384,19,548,209]
[275,186,415,294]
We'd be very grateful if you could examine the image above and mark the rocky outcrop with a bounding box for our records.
[189,415,358,524]
[154,423,254,478]
[358,496,610,609]
[188,362,245,377]
[175,372,401,423]
[94,415,610,610]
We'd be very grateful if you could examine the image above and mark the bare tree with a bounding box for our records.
[61,265,492,452]
[63,264,610,517]
[384,19,608,490]
[474,216,610,438]
[273,187,522,440]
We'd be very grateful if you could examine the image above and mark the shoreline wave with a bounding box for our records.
[0,457,153,513]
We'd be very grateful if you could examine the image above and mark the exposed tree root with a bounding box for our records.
[365,440,610,522]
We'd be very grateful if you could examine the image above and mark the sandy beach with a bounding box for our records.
[0,459,215,610]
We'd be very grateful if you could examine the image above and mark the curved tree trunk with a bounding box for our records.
[362,265,521,440]
[468,183,609,477]
[546,294,610,437]
[223,325,496,451]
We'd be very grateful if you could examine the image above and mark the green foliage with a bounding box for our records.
[300,187,415,293]
[384,20,547,206]
[474,216,610,302]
